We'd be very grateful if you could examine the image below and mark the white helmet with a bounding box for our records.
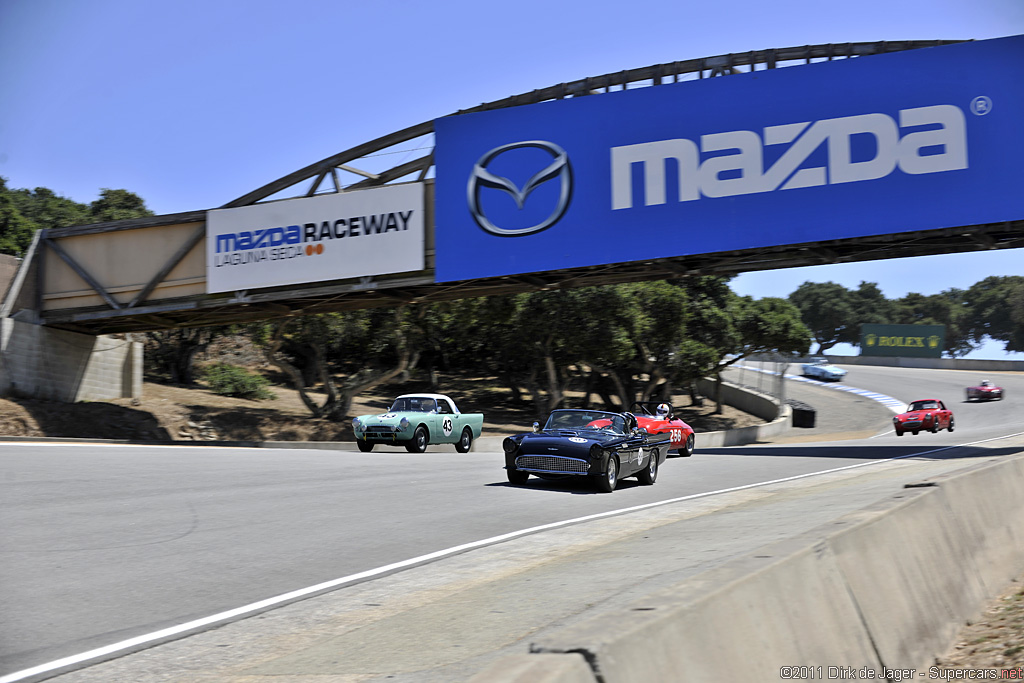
[656,403,671,417]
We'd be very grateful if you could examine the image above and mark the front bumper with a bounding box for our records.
[357,426,411,443]
[513,454,593,475]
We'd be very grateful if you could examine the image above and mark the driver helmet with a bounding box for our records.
[981,379,991,386]
[656,403,671,418]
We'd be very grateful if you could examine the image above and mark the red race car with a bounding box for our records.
[631,402,696,456]
[893,399,955,436]
[965,380,1004,402]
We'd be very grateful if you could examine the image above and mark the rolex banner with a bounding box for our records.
[860,324,945,358]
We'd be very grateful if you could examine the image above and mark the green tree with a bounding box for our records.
[0,180,153,256]
[849,281,899,337]
[894,289,976,357]
[704,295,810,413]
[147,326,226,384]
[89,188,153,222]
[966,276,1024,353]
[0,180,37,256]
[263,309,411,419]
[788,281,856,354]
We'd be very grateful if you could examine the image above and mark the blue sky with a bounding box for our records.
[1,0,1021,358]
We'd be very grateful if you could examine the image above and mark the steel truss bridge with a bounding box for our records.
[16,39,1024,335]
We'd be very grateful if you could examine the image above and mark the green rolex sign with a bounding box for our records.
[860,324,945,358]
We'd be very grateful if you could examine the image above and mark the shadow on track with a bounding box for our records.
[486,477,644,495]
[694,444,1023,462]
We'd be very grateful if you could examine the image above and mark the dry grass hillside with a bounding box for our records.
[0,369,762,443]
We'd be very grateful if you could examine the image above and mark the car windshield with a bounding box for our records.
[909,401,938,411]
[390,397,437,413]
[544,410,627,435]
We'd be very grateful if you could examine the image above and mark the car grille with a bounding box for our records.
[517,455,589,474]
[902,420,923,428]
[366,426,396,434]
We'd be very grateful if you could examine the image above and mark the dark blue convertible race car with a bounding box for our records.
[502,409,670,492]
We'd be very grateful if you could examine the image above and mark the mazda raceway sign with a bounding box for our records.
[433,35,1024,283]
[206,183,424,294]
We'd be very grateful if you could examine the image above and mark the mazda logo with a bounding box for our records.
[467,140,572,237]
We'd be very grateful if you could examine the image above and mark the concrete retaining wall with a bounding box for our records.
[693,377,792,447]
[0,318,142,401]
[472,452,1024,682]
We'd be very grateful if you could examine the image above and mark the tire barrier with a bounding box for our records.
[787,399,817,428]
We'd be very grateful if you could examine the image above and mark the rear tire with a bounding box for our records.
[455,427,473,453]
[356,439,374,452]
[948,418,955,433]
[406,426,428,453]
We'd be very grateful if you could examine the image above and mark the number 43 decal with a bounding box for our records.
[442,418,454,436]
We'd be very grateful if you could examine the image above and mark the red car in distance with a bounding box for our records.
[631,402,696,456]
[965,380,1004,402]
[893,399,955,436]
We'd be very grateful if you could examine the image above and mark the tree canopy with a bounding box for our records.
[0,178,152,257]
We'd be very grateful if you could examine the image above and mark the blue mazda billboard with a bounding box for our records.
[433,35,1024,283]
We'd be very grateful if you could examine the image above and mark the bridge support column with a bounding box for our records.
[0,318,142,402]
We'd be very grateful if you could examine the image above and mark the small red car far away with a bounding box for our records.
[631,402,696,456]
[893,399,955,436]
[965,379,1004,402]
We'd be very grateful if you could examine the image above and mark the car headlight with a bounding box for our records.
[503,438,518,454]
[352,418,362,431]
[400,417,410,430]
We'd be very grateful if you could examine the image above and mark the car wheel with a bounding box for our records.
[507,467,529,485]
[679,433,695,457]
[912,430,919,436]
[596,455,619,493]
[895,429,903,436]
[930,421,939,434]
[356,439,374,453]
[637,450,658,485]
[405,426,428,453]
[948,418,955,433]
[455,427,473,453]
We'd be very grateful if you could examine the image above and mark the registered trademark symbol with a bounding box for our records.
[970,96,992,115]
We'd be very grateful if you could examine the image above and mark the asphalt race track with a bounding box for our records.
[1,366,1023,681]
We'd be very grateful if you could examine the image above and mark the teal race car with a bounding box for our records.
[352,394,484,453]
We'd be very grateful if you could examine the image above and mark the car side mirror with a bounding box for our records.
[532,422,541,433]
